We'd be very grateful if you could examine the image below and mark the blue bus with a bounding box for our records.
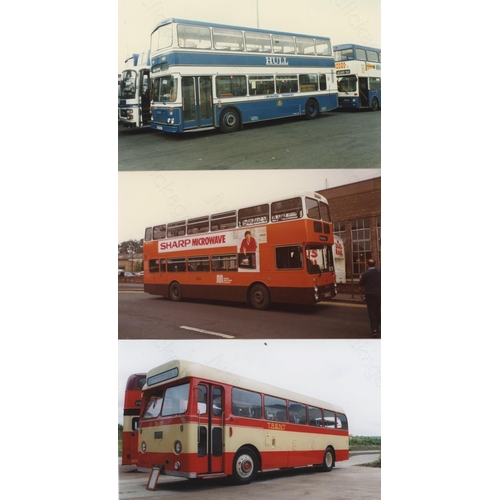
[149,19,338,133]
[119,51,152,128]
[333,44,381,111]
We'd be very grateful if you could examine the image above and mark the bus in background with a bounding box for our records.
[149,19,338,134]
[118,50,152,128]
[333,44,381,111]
[143,192,337,310]
[124,53,140,68]
[137,359,349,484]
[333,235,346,283]
[122,373,147,466]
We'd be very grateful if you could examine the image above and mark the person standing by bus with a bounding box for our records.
[359,259,381,337]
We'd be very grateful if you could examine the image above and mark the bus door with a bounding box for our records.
[181,76,213,130]
[197,383,224,474]
[139,69,151,126]
[358,77,369,107]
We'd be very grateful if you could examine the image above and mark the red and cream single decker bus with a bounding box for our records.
[122,373,147,466]
[137,359,349,484]
[143,192,337,310]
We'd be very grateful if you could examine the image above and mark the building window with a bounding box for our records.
[376,216,381,265]
[334,221,346,244]
[351,218,371,277]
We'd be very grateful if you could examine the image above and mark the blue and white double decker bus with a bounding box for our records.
[149,19,338,133]
[333,44,381,111]
[118,51,152,128]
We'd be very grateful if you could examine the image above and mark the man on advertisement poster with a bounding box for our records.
[239,231,257,268]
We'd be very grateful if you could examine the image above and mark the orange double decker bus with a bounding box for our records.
[122,373,146,466]
[143,192,337,310]
[137,359,349,484]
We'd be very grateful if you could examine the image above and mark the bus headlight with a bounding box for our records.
[141,441,147,453]
[174,461,181,470]
[174,440,182,454]
[314,293,319,301]
[314,286,318,293]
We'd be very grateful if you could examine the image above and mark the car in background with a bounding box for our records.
[135,271,144,276]
[124,272,135,277]
[118,269,125,276]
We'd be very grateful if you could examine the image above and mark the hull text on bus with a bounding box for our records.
[265,57,289,65]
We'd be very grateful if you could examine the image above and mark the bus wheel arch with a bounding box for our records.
[321,446,335,472]
[370,97,380,111]
[219,107,241,133]
[305,98,320,119]
[231,446,260,484]
[248,283,271,310]
[168,281,183,301]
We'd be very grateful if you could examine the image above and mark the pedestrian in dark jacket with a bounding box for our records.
[359,259,381,337]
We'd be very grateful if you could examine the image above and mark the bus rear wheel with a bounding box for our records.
[232,447,259,484]
[370,97,380,111]
[249,284,270,310]
[321,447,335,472]
[220,108,240,133]
[305,99,319,119]
[169,282,182,301]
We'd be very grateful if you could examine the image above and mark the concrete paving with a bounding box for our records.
[118,452,381,500]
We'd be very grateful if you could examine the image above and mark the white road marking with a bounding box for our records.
[180,326,235,339]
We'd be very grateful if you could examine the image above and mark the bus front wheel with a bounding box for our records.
[249,284,270,310]
[370,97,380,111]
[219,108,240,133]
[305,99,319,119]
[169,282,182,301]
[321,447,335,472]
[232,447,259,484]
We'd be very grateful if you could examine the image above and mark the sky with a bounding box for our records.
[118,339,381,436]
[118,0,381,73]
[118,168,381,243]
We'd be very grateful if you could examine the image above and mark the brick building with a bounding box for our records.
[318,176,380,290]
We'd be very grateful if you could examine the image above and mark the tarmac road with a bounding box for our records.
[118,109,381,171]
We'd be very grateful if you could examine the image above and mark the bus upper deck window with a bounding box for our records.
[178,24,211,50]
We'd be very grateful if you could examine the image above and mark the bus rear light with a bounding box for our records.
[229,427,233,437]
